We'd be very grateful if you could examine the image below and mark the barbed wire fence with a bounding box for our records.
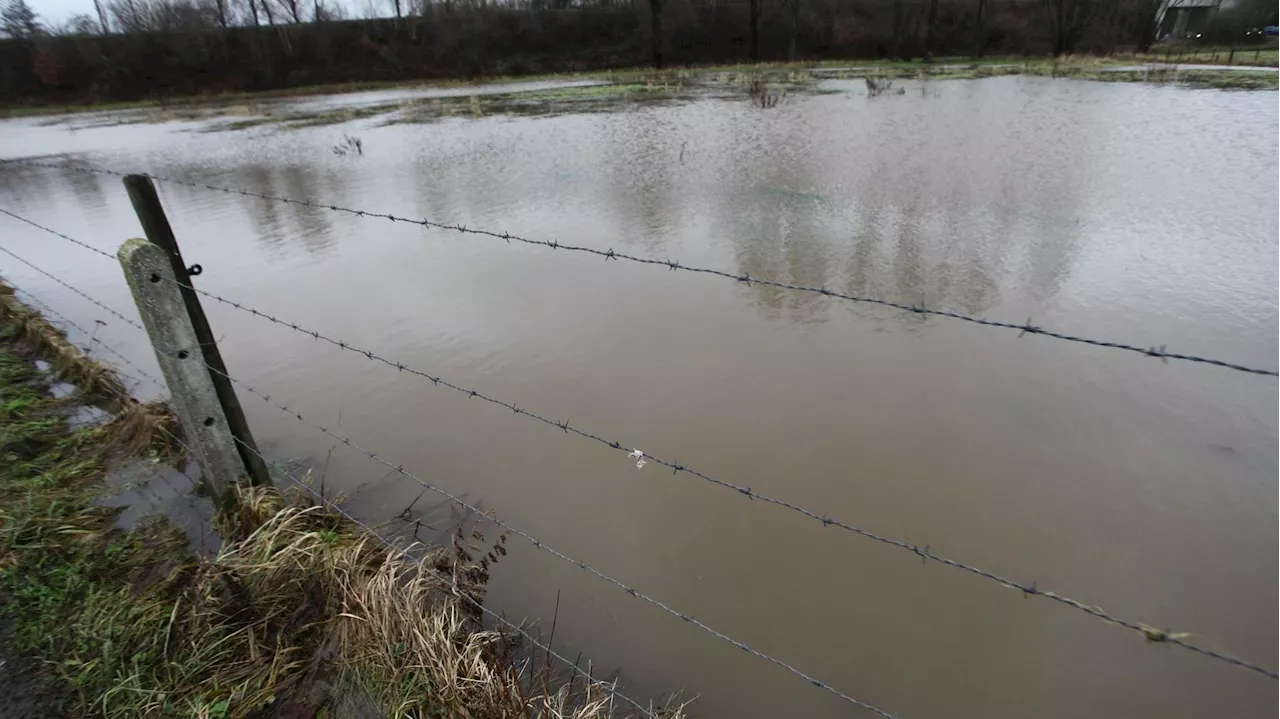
[1,162,1276,715]
[0,273,672,719]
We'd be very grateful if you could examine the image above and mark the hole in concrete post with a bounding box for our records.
[149,273,161,283]
[203,417,215,427]
[177,350,189,359]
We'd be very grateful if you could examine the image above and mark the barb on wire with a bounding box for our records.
[2,159,1275,377]
[232,437,664,719]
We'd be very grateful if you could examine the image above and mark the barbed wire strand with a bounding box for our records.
[3,214,1277,683]
[1,274,664,719]
[2,159,1275,378]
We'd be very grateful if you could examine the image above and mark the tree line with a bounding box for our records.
[1,0,1276,105]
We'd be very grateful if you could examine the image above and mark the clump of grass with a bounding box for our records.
[864,76,907,96]
[331,133,364,156]
[745,75,781,108]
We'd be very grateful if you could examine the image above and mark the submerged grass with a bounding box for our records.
[6,47,1276,120]
[0,285,677,718]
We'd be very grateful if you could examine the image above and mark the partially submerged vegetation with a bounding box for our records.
[0,283,675,718]
[10,53,1274,133]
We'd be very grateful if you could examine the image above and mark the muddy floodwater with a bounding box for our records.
[1,72,1276,718]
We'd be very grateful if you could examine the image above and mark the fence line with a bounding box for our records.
[0,275,667,719]
[2,206,1276,682]
[2,159,1275,378]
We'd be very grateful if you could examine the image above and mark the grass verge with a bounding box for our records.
[0,284,675,718]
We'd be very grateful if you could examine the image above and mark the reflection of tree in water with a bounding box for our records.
[0,162,57,208]
[711,121,833,323]
[715,80,1108,327]
[236,165,339,256]
[838,155,1007,320]
[63,165,108,211]
[600,113,681,256]
[846,209,884,302]
[891,196,927,308]
[137,161,344,257]
[725,191,834,323]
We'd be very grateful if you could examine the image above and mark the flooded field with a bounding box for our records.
[1,70,1276,718]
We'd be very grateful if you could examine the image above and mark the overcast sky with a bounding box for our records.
[26,0,375,24]
[28,0,95,22]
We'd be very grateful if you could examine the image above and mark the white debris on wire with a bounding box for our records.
[628,449,646,469]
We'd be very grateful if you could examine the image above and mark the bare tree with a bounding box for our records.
[212,0,228,26]
[891,0,905,59]
[93,0,111,32]
[275,0,301,23]
[54,12,102,34]
[973,0,987,57]
[388,0,401,18]
[924,0,939,59]
[649,0,664,68]
[1,0,41,38]
[1136,0,1167,50]
[107,0,145,32]
[785,0,801,61]
[239,0,259,25]
[313,0,343,20]
[1043,0,1104,56]
[748,0,761,61]
[258,0,274,24]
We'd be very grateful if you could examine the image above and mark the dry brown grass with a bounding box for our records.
[217,484,680,718]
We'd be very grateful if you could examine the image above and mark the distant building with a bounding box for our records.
[1155,0,1237,39]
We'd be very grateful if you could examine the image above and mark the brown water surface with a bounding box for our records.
[1,74,1276,718]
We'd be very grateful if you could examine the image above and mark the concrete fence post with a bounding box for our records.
[119,238,246,507]
[124,174,272,487]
